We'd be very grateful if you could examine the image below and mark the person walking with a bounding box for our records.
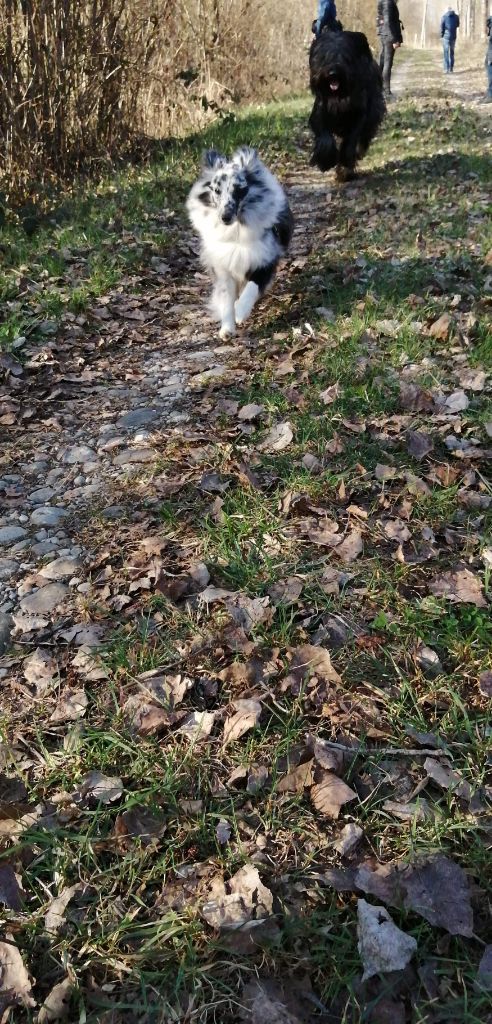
[485,11,492,102]
[377,0,403,98]
[441,6,460,73]
[315,0,340,37]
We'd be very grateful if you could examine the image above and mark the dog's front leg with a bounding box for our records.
[338,116,366,173]
[235,263,277,325]
[211,275,237,340]
[235,281,260,325]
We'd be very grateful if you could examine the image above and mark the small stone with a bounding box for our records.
[20,583,69,615]
[117,408,159,429]
[39,557,81,581]
[0,559,19,581]
[113,448,155,465]
[334,823,363,857]
[101,505,126,520]
[0,526,27,545]
[0,613,13,654]
[31,540,59,556]
[28,487,56,504]
[416,645,442,676]
[61,445,98,464]
[30,507,68,528]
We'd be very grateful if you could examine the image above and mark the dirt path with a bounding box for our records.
[0,49,491,1023]
[0,46,489,666]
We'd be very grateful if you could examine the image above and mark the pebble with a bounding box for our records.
[113,448,155,465]
[0,613,13,654]
[19,582,69,615]
[46,469,65,484]
[117,408,159,429]
[39,556,81,580]
[61,445,98,465]
[30,507,68,527]
[101,505,126,520]
[0,559,19,580]
[0,526,27,545]
[29,487,56,503]
[31,540,60,556]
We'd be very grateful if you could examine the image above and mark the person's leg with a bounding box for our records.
[449,40,455,71]
[487,59,492,98]
[381,42,394,94]
[443,39,450,72]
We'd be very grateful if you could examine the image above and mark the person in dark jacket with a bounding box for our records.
[377,0,403,97]
[485,14,492,102]
[441,6,460,73]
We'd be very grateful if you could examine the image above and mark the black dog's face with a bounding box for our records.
[325,66,347,97]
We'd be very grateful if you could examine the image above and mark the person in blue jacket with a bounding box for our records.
[315,0,339,36]
[485,13,492,102]
[441,6,460,73]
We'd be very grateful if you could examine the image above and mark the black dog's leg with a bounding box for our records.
[337,114,369,175]
[309,99,338,171]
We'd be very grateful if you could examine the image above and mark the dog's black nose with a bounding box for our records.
[222,212,234,224]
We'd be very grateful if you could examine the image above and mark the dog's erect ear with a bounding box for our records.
[232,146,259,170]
[202,149,225,170]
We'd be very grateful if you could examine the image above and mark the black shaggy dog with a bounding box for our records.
[309,30,386,180]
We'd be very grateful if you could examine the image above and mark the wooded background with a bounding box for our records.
[0,0,489,201]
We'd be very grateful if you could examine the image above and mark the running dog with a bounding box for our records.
[186,146,293,339]
[309,30,386,180]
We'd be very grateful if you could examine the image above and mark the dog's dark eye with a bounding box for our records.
[234,184,248,201]
[198,190,212,206]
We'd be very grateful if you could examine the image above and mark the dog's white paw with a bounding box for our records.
[219,324,235,340]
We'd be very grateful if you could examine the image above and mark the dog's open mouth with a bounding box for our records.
[329,77,340,92]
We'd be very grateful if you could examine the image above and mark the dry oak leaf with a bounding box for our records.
[424,757,473,801]
[407,430,434,461]
[178,711,216,743]
[402,854,474,937]
[50,688,88,724]
[238,403,265,421]
[477,946,492,991]
[45,885,82,935]
[311,771,357,819]
[428,312,452,340]
[428,568,486,608]
[268,576,303,605]
[336,529,363,563]
[201,864,273,929]
[399,382,435,413]
[0,939,35,1018]
[277,759,315,794]
[73,770,123,806]
[23,648,57,694]
[357,899,417,982]
[240,978,307,1024]
[319,383,340,405]
[444,389,469,413]
[37,977,73,1023]
[283,644,342,692]
[0,866,23,912]
[384,519,411,544]
[222,699,262,747]
[258,421,293,452]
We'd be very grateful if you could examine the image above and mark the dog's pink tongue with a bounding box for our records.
[330,80,340,91]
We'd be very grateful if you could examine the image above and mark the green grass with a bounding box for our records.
[2,51,492,1024]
